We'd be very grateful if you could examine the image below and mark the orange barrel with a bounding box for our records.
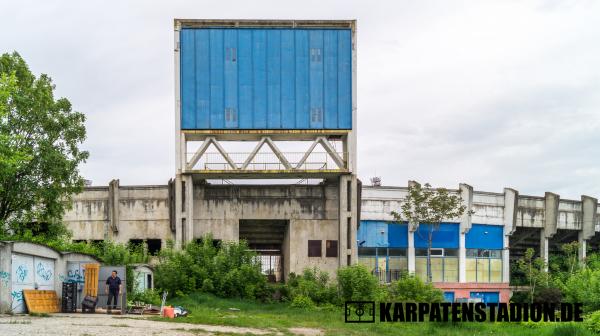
[163,306,175,318]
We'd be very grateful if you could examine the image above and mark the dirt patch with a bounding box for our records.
[0,313,283,336]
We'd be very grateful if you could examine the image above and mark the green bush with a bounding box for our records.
[286,268,338,305]
[563,269,600,312]
[554,323,593,336]
[337,264,379,302]
[290,295,316,309]
[585,310,600,334]
[128,289,162,305]
[387,275,444,302]
[534,286,563,305]
[154,235,268,300]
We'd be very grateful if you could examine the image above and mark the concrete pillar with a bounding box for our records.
[503,188,518,284]
[541,192,560,271]
[338,175,358,267]
[407,180,420,275]
[174,175,183,248]
[540,234,549,271]
[459,233,466,283]
[185,175,194,243]
[108,179,120,235]
[579,195,598,262]
[459,184,473,283]
[408,230,415,275]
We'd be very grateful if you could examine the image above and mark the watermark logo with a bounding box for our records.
[345,301,375,323]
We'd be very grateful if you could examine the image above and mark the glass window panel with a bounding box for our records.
[476,258,489,283]
[377,248,388,257]
[389,248,407,257]
[415,258,428,281]
[445,249,459,257]
[490,259,503,282]
[478,249,490,258]
[466,249,478,258]
[358,257,376,272]
[466,258,477,282]
[431,258,443,282]
[444,257,459,282]
[415,249,428,257]
[489,250,502,258]
[359,247,376,256]
[388,256,408,271]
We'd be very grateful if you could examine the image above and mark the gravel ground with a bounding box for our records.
[0,313,301,336]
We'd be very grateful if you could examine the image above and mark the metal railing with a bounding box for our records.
[373,270,408,284]
[186,151,346,171]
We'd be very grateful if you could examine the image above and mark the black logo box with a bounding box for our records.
[345,301,376,323]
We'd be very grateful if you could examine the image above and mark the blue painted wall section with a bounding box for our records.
[180,28,353,130]
[414,223,460,249]
[465,224,504,249]
[358,221,408,248]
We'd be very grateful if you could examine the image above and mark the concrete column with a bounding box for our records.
[503,188,518,284]
[407,229,415,274]
[174,175,183,248]
[108,179,120,235]
[540,234,549,271]
[459,233,466,283]
[579,195,598,262]
[338,175,357,267]
[459,184,473,283]
[185,175,194,243]
[541,192,560,271]
[407,180,420,275]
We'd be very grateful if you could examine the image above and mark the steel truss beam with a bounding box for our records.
[185,136,346,172]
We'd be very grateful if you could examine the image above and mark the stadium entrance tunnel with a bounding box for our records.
[239,219,289,283]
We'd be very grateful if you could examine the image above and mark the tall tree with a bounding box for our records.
[0,52,88,236]
[391,183,470,282]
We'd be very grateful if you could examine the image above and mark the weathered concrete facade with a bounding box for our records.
[63,180,173,246]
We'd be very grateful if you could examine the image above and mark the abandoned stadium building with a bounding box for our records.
[62,180,600,304]
[60,19,600,304]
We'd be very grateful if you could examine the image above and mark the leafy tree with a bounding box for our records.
[337,264,379,302]
[391,183,471,282]
[516,248,549,303]
[387,275,444,303]
[0,52,88,236]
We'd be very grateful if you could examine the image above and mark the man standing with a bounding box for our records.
[105,270,122,312]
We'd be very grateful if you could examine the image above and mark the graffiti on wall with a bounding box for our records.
[11,290,23,302]
[0,271,9,287]
[36,262,53,281]
[16,264,28,282]
[68,269,84,283]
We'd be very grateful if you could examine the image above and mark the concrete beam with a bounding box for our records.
[579,195,598,262]
[543,192,560,239]
[503,188,518,284]
[108,179,120,233]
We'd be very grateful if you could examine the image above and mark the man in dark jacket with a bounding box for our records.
[105,270,122,312]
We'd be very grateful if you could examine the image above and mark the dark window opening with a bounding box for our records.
[347,181,352,211]
[346,217,352,247]
[72,239,87,244]
[129,239,144,248]
[147,239,162,255]
[147,274,152,289]
[308,240,322,257]
[347,255,351,266]
[326,240,338,257]
[181,181,186,212]
[91,240,104,248]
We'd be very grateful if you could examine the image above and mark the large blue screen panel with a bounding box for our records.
[179,28,353,130]
[466,224,504,249]
[414,223,460,249]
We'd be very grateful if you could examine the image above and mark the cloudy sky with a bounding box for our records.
[1,0,599,199]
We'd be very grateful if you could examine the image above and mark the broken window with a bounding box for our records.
[308,240,322,257]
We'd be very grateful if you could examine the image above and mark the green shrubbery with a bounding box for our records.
[387,274,444,302]
[154,236,268,300]
[287,268,338,305]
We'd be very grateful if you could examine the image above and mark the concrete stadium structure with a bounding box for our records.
[62,180,599,303]
[58,18,600,304]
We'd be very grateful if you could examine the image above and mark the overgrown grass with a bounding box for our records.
[151,292,593,336]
